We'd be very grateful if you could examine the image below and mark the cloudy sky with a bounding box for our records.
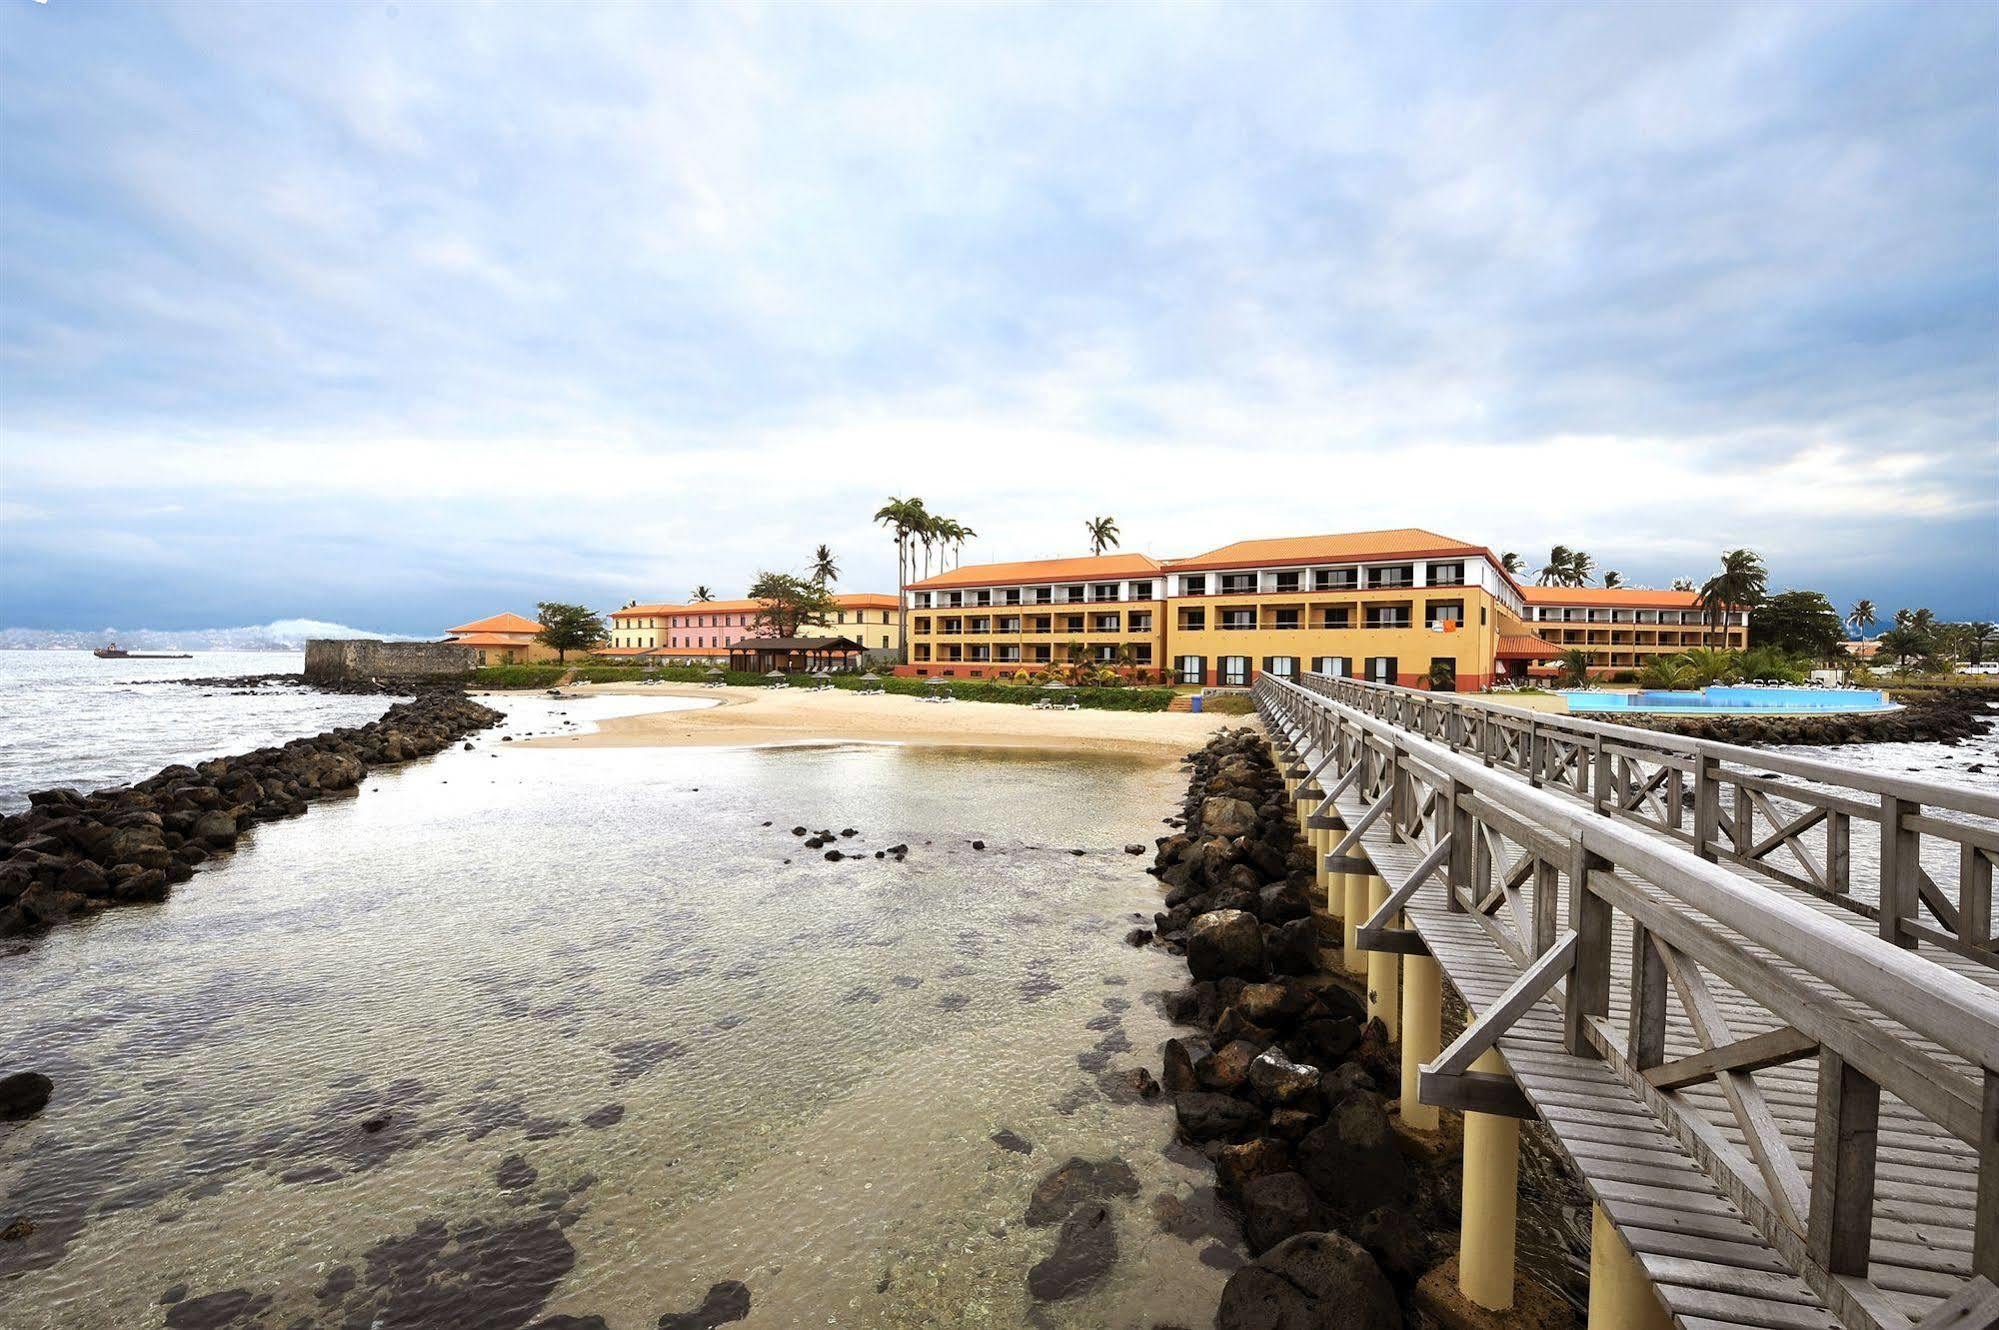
[2,0,1993,634]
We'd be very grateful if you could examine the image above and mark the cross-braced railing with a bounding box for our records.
[1300,673,1999,969]
[1255,674,1999,1330]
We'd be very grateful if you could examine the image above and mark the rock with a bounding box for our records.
[1214,1137,1292,1197]
[971,840,986,851]
[1174,1091,1259,1142]
[1162,1038,1208,1093]
[1161,988,1203,1024]
[1187,909,1266,981]
[1120,1067,1160,1099]
[657,1280,751,1329]
[1247,1050,1320,1106]
[991,1128,1034,1154]
[1025,1157,1140,1226]
[1,1217,35,1241]
[1267,918,1321,975]
[1196,1039,1262,1092]
[1240,1171,1318,1255]
[1124,843,1146,855]
[1124,927,1153,947]
[1201,796,1259,839]
[1215,1231,1401,1330]
[190,810,238,847]
[1027,1203,1117,1302]
[1235,983,1310,1027]
[1351,1205,1433,1283]
[1300,1018,1362,1064]
[1268,1108,1316,1140]
[1295,1093,1410,1216]
[1212,1007,1275,1049]
[0,1071,53,1121]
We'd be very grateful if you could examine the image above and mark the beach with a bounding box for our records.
[516,681,1235,757]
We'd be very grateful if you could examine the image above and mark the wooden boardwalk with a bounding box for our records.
[1256,675,1999,1330]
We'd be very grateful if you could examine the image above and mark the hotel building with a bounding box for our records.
[599,593,901,664]
[444,612,562,666]
[904,554,1167,673]
[602,602,681,655]
[901,530,1560,690]
[1521,586,1748,675]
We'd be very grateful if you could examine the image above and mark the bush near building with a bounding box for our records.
[467,664,1176,711]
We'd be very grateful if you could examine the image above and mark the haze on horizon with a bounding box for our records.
[2,0,1994,636]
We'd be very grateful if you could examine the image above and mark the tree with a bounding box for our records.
[744,572,835,638]
[1680,647,1739,687]
[534,602,606,663]
[1086,516,1121,556]
[1671,578,1695,592]
[692,585,716,602]
[1537,545,1573,586]
[1638,655,1696,690]
[1876,625,1927,669]
[874,496,929,662]
[1696,549,1766,648]
[810,545,839,588]
[1568,550,1596,586]
[1967,621,1995,665]
[1749,590,1843,663]
[1555,648,1593,688]
[1602,570,1622,589]
[1845,599,1876,639]
[1501,552,1525,575]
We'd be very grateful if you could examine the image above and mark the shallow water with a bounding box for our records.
[0,695,1232,1329]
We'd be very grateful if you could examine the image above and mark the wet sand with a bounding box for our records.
[511,682,1236,758]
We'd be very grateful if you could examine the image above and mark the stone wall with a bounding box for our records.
[303,639,476,682]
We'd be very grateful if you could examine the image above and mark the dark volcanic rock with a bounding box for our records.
[1187,909,1266,981]
[1215,1230,1401,1330]
[1295,1093,1410,1216]
[1027,1203,1117,1302]
[0,1071,53,1121]
[1240,1171,1319,1255]
[1173,1092,1259,1142]
[657,1280,751,1329]
[1025,1157,1140,1226]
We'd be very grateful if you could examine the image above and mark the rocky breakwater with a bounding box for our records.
[1623,686,1995,748]
[0,695,502,938]
[1145,727,1451,1330]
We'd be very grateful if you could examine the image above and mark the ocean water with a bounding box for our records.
[0,691,1231,1329]
[0,651,394,812]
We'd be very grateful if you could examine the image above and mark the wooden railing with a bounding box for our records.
[1255,674,1999,1330]
[1299,673,1999,967]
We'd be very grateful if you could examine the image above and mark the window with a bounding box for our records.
[1129,581,1154,600]
[1367,565,1415,589]
[1365,656,1399,683]
[1311,656,1352,678]
[1176,655,1206,685]
[1270,608,1300,631]
[1272,571,1302,593]
[998,616,1021,633]
[1179,608,1206,631]
[1033,587,1053,605]
[1220,656,1250,686]
[1180,574,1208,597]
[1129,612,1153,632]
[1131,643,1152,665]
[1219,573,1257,595]
[1220,609,1255,630]
[1091,583,1119,602]
[1365,606,1411,629]
[1263,656,1299,680]
[1003,589,1022,606]
[1425,600,1464,629]
[1427,561,1465,587]
[1092,613,1121,632]
[1318,606,1351,630]
[1313,567,1359,591]
[1429,658,1458,691]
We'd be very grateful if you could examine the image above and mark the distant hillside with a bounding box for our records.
[0,619,414,651]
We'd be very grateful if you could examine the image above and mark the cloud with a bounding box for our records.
[0,0,1993,631]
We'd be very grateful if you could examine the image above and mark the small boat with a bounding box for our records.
[92,643,192,659]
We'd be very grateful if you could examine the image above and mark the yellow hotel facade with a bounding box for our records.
[902,529,1558,691]
[1521,586,1747,675]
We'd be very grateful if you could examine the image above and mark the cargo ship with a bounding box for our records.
[92,643,193,659]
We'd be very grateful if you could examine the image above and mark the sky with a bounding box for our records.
[2,0,1994,634]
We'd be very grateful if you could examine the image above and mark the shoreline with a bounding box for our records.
[509,681,1234,759]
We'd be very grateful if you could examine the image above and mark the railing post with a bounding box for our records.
[1691,752,1721,862]
[1628,926,1667,1072]
[1808,1049,1881,1278]
[1564,836,1611,1057]
[1878,794,1919,950]
[1979,1069,1999,1282]
[1447,778,1474,915]
[1591,736,1612,816]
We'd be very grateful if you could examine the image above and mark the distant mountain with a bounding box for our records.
[0,620,416,651]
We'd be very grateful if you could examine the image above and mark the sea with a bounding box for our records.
[0,651,1234,1329]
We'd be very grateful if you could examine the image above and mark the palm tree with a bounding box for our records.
[1555,648,1593,688]
[1695,549,1766,648]
[1537,545,1573,587]
[1877,625,1926,669]
[1671,578,1695,592]
[1500,552,1525,576]
[1909,607,1937,636]
[692,585,716,602]
[1846,599,1876,640]
[1602,570,1622,589]
[1568,551,1596,586]
[1086,516,1121,556]
[950,522,976,568]
[1968,621,1995,665]
[874,497,929,663]
[810,545,839,588]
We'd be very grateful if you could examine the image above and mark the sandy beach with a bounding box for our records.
[510,681,1237,757]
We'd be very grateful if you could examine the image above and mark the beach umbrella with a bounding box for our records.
[704,668,723,679]
[1041,680,1070,690]
[859,672,880,681]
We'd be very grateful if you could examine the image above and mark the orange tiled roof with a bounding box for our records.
[1521,586,1703,608]
[1166,528,1485,571]
[672,599,764,615]
[832,592,899,609]
[608,602,683,620]
[448,611,542,635]
[908,553,1164,590]
[1496,633,1562,659]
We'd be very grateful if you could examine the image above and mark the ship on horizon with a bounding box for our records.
[91,641,193,659]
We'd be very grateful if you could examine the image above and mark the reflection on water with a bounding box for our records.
[0,706,1230,1329]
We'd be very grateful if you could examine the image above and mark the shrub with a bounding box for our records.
[1201,693,1258,715]
[470,665,567,689]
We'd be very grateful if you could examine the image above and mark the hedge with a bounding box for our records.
[468,662,1175,711]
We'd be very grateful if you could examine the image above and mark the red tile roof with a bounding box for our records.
[1521,586,1704,608]
[908,553,1164,590]
[1166,528,1486,571]
[1496,633,1562,659]
[447,611,541,636]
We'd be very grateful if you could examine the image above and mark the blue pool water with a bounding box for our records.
[1563,685,1898,716]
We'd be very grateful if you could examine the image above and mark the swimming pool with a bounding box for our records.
[1562,685,1898,716]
